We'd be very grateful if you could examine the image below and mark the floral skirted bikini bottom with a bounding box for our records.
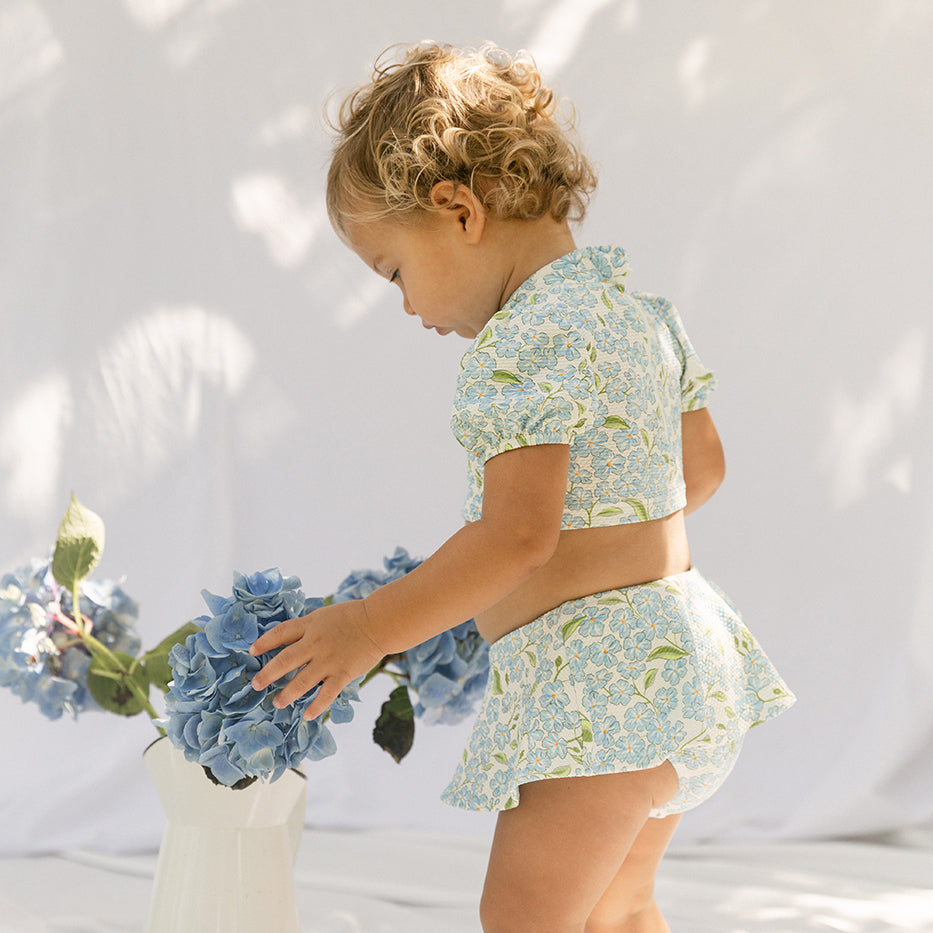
[442,568,795,819]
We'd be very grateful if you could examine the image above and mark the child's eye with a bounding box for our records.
[390,269,401,284]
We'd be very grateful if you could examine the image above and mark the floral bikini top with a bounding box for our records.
[450,246,716,528]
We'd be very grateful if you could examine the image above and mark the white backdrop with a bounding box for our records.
[1,0,930,857]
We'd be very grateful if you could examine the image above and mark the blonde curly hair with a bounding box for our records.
[326,41,597,233]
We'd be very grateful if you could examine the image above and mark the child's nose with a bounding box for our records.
[402,299,416,316]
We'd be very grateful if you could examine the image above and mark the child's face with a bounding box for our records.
[344,212,503,339]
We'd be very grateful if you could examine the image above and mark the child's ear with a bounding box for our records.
[429,181,486,243]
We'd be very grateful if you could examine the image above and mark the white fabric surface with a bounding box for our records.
[1,0,932,858]
[1,830,932,932]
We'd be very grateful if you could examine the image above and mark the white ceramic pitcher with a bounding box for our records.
[143,736,307,933]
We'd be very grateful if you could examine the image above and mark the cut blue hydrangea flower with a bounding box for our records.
[333,547,490,727]
[0,559,140,720]
[396,619,490,725]
[162,568,362,786]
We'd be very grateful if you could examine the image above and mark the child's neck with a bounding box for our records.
[490,215,578,310]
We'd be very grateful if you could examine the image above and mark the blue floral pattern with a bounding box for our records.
[451,246,717,527]
[442,569,795,817]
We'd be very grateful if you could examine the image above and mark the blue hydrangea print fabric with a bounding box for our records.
[451,246,717,528]
[443,246,795,815]
[442,569,796,817]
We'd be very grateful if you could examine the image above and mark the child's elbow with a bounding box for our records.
[508,521,562,574]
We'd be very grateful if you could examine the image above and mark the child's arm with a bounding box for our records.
[250,443,570,720]
[682,408,725,514]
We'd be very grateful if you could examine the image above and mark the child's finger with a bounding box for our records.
[273,662,326,709]
[251,640,309,691]
[302,677,344,723]
[249,617,304,656]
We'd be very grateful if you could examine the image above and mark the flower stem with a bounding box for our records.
[77,620,164,731]
[70,584,85,635]
[358,659,391,690]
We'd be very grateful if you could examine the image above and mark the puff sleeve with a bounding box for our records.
[649,295,718,411]
[450,309,597,464]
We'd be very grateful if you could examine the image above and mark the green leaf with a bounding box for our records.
[549,765,572,777]
[51,494,106,591]
[560,617,584,641]
[141,621,202,692]
[492,668,505,696]
[710,691,727,702]
[87,651,150,716]
[601,290,612,310]
[596,507,624,518]
[646,644,691,661]
[603,415,630,430]
[644,668,658,690]
[373,685,415,763]
[580,715,593,743]
[493,752,510,765]
[621,498,649,522]
[476,328,496,350]
[492,370,522,385]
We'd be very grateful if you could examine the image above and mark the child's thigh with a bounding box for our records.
[480,765,675,933]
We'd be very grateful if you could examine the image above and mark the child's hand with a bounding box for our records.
[249,600,386,722]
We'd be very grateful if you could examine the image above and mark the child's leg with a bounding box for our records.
[479,762,678,933]
[584,814,681,933]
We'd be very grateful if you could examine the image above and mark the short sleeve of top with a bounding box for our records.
[450,308,596,465]
[451,246,717,529]
[641,292,718,411]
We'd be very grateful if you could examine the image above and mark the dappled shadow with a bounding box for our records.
[1,0,932,858]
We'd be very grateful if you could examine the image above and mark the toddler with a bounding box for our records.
[251,41,795,933]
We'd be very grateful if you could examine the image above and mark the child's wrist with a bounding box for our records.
[354,598,389,659]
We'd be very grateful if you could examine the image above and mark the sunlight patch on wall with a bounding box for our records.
[333,277,388,330]
[87,306,255,492]
[122,0,243,68]
[732,102,835,211]
[0,373,71,520]
[819,329,926,509]
[525,0,614,77]
[255,105,314,149]
[679,36,721,110]
[122,0,241,30]
[122,0,194,29]
[231,173,325,268]
[0,0,63,105]
[615,0,639,31]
